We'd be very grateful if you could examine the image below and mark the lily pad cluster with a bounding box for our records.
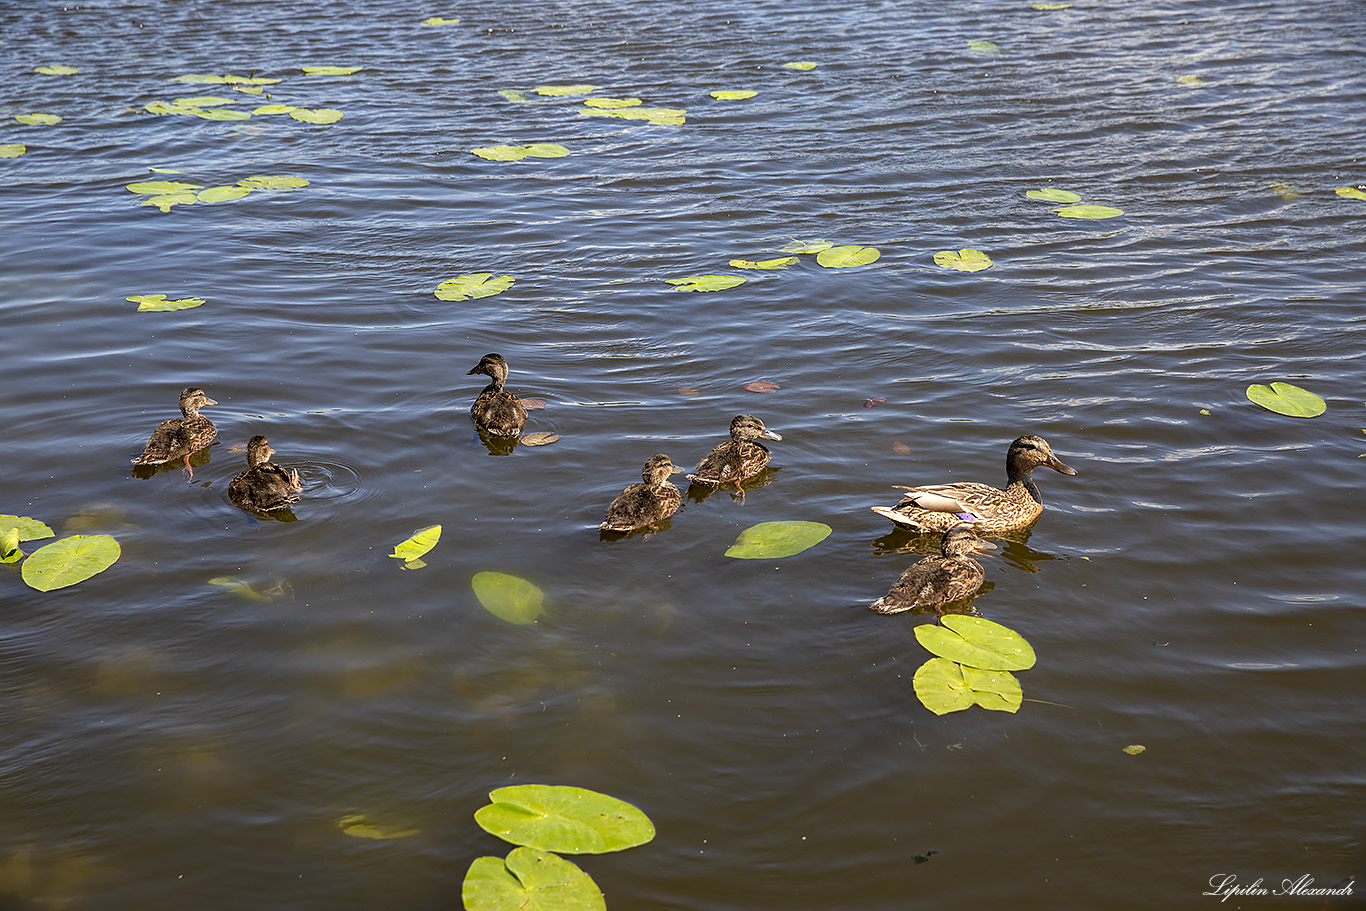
[1025,186,1124,219]
[143,71,344,125]
[124,172,309,212]
[463,785,655,911]
[1,514,120,592]
[667,238,881,292]
[912,615,1035,715]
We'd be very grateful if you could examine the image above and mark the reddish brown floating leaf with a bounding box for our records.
[677,386,700,396]
[520,432,560,446]
[521,398,547,410]
[892,441,912,455]
[864,397,886,408]
[744,381,781,393]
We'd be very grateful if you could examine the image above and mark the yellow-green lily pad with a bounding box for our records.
[1056,204,1124,219]
[471,571,544,625]
[1336,186,1366,201]
[435,273,515,301]
[252,103,299,115]
[816,244,880,268]
[390,524,441,567]
[913,658,1022,715]
[16,113,61,126]
[474,785,655,854]
[197,185,251,203]
[968,39,1000,56]
[142,192,198,212]
[289,107,343,124]
[0,143,25,158]
[1246,382,1325,418]
[729,257,797,270]
[782,61,817,71]
[195,108,252,121]
[725,521,832,559]
[35,65,80,75]
[338,814,421,840]
[232,85,265,95]
[534,84,600,96]
[933,248,993,272]
[582,97,641,108]
[145,101,203,115]
[0,515,54,542]
[914,615,1036,671]
[420,16,461,25]
[778,238,833,254]
[127,294,206,312]
[1031,2,1073,9]
[21,534,120,592]
[472,143,570,161]
[710,89,757,100]
[126,180,204,195]
[1123,744,1147,755]
[664,274,747,292]
[175,95,235,106]
[1025,187,1081,203]
[237,174,309,189]
[463,849,604,911]
[302,65,363,76]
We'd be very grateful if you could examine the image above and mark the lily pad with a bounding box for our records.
[471,571,543,625]
[664,275,746,292]
[232,85,265,95]
[725,521,832,560]
[968,39,1000,56]
[816,244,880,268]
[1025,187,1081,203]
[582,97,641,108]
[1031,2,1073,8]
[34,65,80,75]
[1,529,20,564]
[390,524,441,566]
[962,664,1023,712]
[420,16,461,25]
[534,84,600,96]
[127,294,206,312]
[198,185,252,203]
[472,143,570,161]
[338,814,420,839]
[1176,74,1210,85]
[1123,744,1147,755]
[729,257,796,270]
[252,103,299,115]
[435,273,515,301]
[175,95,235,106]
[913,658,1022,715]
[16,113,61,126]
[143,192,198,212]
[290,107,343,124]
[615,106,685,125]
[778,239,833,254]
[127,180,203,195]
[1055,204,1123,219]
[1246,382,1325,418]
[21,534,120,592]
[519,432,560,446]
[474,785,655,854]
[302,65,363,76]
[194,108,252,121]
[144,101,204,115]
[1336,186,1366,201]
[710,89,757,100]
[0,143,25,158]
[463,849,604,911]
[743,381,781,393]
[914,615,1036,671]
[933,248,992,272]
[236,174,309,189]
[0,515,54,542]
[782,61,817,71]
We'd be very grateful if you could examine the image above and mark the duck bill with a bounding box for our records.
[760,429,783,441]
[972,539,998,553]
[1047,455,1077,476]
[203,396,219,406]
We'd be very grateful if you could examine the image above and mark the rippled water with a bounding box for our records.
[2,0,1364,907]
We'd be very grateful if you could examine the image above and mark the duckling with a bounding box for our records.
[871,434,1077,534]
[466,353,528,438]
[131,386,218,477]
[688,414,782,499]
[871,525,995,615]
[600,454,684,534]
[228,435,302,512]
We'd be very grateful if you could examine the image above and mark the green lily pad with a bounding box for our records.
[175,95,235,106]
[497,89,533,103]
[145,101,203,115]
[252,103,299,115]
[816,244,880,268]
[474,785,655,854]
[471,571,543,625]
[208,576,268,601]
[233,85,265,95]
[962,665,1023,712]
[933,248,993,272]
[1123,744,1147,755]
[1246,382,1325,418]
[302,65,363,76]
[464,849,604,911]
[0,515,54,542]
[968,39,1000,56]
[914,615,1036,671]
[198,185,252,203]
[1055,204,1123,219]
[0,143,25,158]
[782,61,817,71]
[127,294,206,312]
[289,107,343,124]
[1336,186,1366,201]
[16,113,61,126]
[338,814,420,839]
[710,89,757,100]
[142,192,198,212]
[582,96,641,108]
[534,84,600,96]
[127,180,203,195]
[236,174,309,189]
[472,143,570,161]
[725,521,832,559]
[35,65,80,75]
[778,239,833,254]
[614,106,685,125]
[21,534,120,592]
[664,274,747,292]
[1,529,20,564]
[390,524,441,566]
[420,16,461,25]
[1032,2,1073,9]
[196,108,252,121]
[170,74,226,83]
[1025,187,1081,203]
[913,658,1022,715]
[435,273,515,301]
[729,256,797,270]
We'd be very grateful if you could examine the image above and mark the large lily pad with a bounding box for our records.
[1246,382,1325,418]
[435,273,515,301]
[472,143,570,161]
[290,107,344,124]
[664,275,746,292]
[913,658,1022,715]
[16,113,62,126]
[463,849,605,911]
[933,249,992,272]
[725,521,832,559]
[1055,204,1123,219]
[474,785,655,854]
[962,664,1023,712]
[21,534,120,592]
[471,571,543,625]
[816,244,880,268]
[914,615,1036,670]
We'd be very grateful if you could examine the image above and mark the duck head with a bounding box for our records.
[179,387,217,416]
[642,453,684,486]
[941,525,996,557]
[1007,434,1076,478]
[729,414,782,443]
[466,353,511,388]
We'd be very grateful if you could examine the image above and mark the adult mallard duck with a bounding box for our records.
[871,434,1077,534]
[466,353,528,438]
[871,525,995,615]
[600,453,684,534]
[228,435,302,512]
[688,414,782,499]
[131,387,218,477]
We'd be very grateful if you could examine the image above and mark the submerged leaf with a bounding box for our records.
[21,535,120,591]
[0,144,26,158]
[128,294,206,312]
[16,113,62,126]
[302,65,363,76]
[434,273,515,301]
[474,785,655,853]
[664,275,746,292]
[208,576,268,601]
[1176,74,1210,85]
[471,571,544,625]
[289,107,343,124]
[236,174,309,189]
[390,524,441,564]
[710,89,757,100]
[1025,187,1081,203]
[725,521,832,559]
[338,814,420,839]
[498,89,533,103]
[463,849,605,911]
[816,244,880,268]
[729,256,797,270]
[968,39,1000,56]
[519,432,560,446]
[1055,204,1123,219]
[743,381,781,393]
[933,249,993,272]
[778,238,833,254]
[1246,382,1325,418]
[534,84,600,96]
[914,615,1036,671]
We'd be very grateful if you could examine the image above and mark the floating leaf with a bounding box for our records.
[968,39,1000,56]
[933,248,993,272]
[338,814,420,840]
[1336,186,1366,201]
[664,275,747,292]
[892,440,911,455]
[21,534,120,592]
[1055,204,1123,219]
[236,174,309,189]
[471,143,569,161]
[534,84,600,96]
[782,61,817,71]
[126,180,203,195]
[962,665,1023,712]
[743,381,781,393]
[913,658,1022,714]
[729,256,796,269]
[194,108,252,121]
[170,73,225,83]
[0,515,54,542]
[725,521,832,560]
[1246,382,1325,418]
[144,100,203,115]
[16,113,61,126]
[434,273,515,301]
[142,192,197,212]
[816,244,880,268]
[1031,2,1073,8]
[233,85,265,95]
[252,103,298,115]
[710,89,757,100]
[474,785,655,854]
[1176,74,1209,85]
[198,185,252,203]
[614,106,684,125]
[390,524,441,565]
[1,528,20,564]
[1123,744,1147,755]
[302,65,363,76]
[0,144,25,158]
[914,615,1036,671]
[208,576,268,601]
[463,848,605,911]
[778,238,833,254]
[420,16,461,25]
[175,95,235,106]
[864,397,886,407]
[35,65,80,75]
[148,167,186,173]
[582,96,641,108]
[497,89,532,103]
[523,143,570,158]
[471,571,544,625]
[1025,187,1081,203]
[289,107,343,123]
[128,294,206,312]
[519,432,560,446]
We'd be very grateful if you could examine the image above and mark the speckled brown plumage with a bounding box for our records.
[870,526,994,615]
[466,353,528,438]
[600,454,684,534]
[228,435,302,512]
[688,414,782,498]
[131,387,218,477]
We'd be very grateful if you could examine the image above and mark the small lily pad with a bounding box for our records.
[194,108,252,121]
[914,615,1036,671]
[1246,382,1325,418]
[128,294,206,312]
[1055,204,1123,219]
[302,65,363,76]
[236,174,309,189]
[390,524,441,566]
[1176,74,1210,85]
[1336,186,1366,201]
[1123,744,1147,755]
[16,113,61,126]
[497,89,532,103]
[933,248,993,272]
[725,521,832,560]
[782,61,817,71]
[198,185,252,203]
[127,180,203,195]
[968,39,1000,56]
[778,239,833,254]
[290,107,343,124]
[463,849,604,911]
[582,97,641,109]
[710,89,757,100]
[534,84,600,96]
[252,104,299,115]
[816,244,880,268]
[472,143,570,161]
[1025,187,1081,203]
[420,16,461,25]
[1031,2,1073,9]
[435,273,515,301]
[471,571,544,625]
[21,534,120,592]
[474,785,655,853]
[1,529,21,564]
[34,65,80,75]
[142,192,198,212]
[144,101,203,115]
[175,95,235,106]
[744,381,781,393]
[338,814,421,839]
[729,256,796,269]
[232,85,265,95]
[665,275,747,292]
[519,432,560,446]
[0,144,26,158]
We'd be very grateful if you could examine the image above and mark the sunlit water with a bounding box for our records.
[2,0,1364,908]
